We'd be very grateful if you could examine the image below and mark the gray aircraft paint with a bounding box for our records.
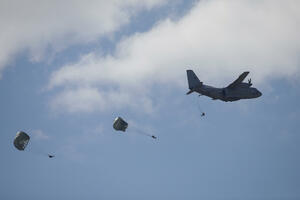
[186,70,262,102]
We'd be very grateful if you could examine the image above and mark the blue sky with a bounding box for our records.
[0,0,299,199]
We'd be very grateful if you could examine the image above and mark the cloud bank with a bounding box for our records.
[48,0,300,113]
[0,0,168,76]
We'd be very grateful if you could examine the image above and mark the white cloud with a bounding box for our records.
[50,86,154,113]
[49,0,300,113]
[0,0,168,77]
[31,129,49,140]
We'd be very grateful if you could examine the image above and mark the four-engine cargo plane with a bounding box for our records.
[186,70,262,102]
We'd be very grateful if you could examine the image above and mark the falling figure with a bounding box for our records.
[48,154,55,158]
[201,112,205,117]
[151,135,157,139]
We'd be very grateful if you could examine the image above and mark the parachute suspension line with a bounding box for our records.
[196,96,205,117]
[130,125,157,140]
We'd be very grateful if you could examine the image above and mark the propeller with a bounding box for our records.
[248,78,252,86]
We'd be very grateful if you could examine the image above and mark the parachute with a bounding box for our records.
[113,116,157,139]
[13,131,54,158]
[113,117,128,132]
[14,131,30,151]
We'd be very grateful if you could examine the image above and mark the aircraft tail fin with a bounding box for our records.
[186,70,202,94]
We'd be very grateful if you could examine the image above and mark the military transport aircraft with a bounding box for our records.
[186,70,262,102]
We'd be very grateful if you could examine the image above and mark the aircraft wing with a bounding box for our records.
[227,71,249,88]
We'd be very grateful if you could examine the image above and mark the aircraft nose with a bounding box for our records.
[257,90,262,97]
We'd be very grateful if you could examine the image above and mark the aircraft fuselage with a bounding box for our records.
[186,70,262,102]
[195,84,262,102]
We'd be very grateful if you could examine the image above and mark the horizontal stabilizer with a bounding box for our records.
[186,90,194,95]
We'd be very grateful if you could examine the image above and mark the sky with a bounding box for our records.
[0,0,299,199]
